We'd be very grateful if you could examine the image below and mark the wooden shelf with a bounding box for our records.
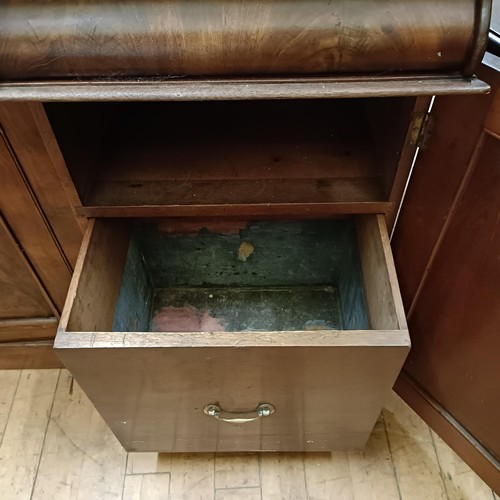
[46,99,404,217]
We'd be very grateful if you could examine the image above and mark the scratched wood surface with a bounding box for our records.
[0,369,496,499]
[0,0,485,80]
[55,215,409,453]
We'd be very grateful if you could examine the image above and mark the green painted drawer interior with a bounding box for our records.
[111,219,368,333]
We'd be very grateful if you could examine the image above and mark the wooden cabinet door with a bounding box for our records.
[391,59,500,492]
[0,104,83,367]
[0,214,57,341]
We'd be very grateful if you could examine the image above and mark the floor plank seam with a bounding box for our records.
[301,452,310,499]
[121,453,130,499]
[29,369,61,500]
[429,429,452,500]
[213,450,217,499]
[0,370,21,450]
[381,410,404,500]
[257,452,264,500]
[126,470,172,476]
[215,485,264,491]
[167,467,172,500]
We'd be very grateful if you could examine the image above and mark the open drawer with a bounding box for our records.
[55,214,409,452]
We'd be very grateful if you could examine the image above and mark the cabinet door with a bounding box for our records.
[0,108,80,367]
[0,215,57,341]
[0,128,73,311]
[392,60,500,492]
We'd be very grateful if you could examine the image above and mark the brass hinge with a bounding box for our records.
[410,112,435,150]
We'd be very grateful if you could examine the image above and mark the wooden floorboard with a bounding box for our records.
[0,369,495,499]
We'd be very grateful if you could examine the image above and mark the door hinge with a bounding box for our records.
[410,112,434,150]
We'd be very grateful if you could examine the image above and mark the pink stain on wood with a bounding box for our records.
[157,219,248,235]
[152,305,225,332]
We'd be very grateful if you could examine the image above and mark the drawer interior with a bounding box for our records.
[44,98,417,217]
[63,215,405,336]
[112,219,367,334]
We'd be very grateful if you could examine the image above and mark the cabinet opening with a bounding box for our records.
[67,218,372,333]
[44,98,416,217]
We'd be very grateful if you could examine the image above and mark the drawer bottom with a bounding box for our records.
[150,286,342,332]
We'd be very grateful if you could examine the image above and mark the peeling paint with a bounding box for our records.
[238,241,254,262]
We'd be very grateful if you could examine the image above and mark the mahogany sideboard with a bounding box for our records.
[0,0,498,491]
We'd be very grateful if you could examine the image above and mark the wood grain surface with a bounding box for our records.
[0,102,86,263]
[0,216,54,320]
[392,90,495,309]
[0,128,72,312]
[0,318,58,343]
[55,215,409,453]
[403,134,500,460]
[392,63,500,492]
[44,98,410,218]
[0,370,495,499]
[0,341,63,369]
[0,76,491,102]
[0,0,485,80]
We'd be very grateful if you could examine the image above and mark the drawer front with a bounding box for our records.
[55,215,410,452]
[0,1,482,80]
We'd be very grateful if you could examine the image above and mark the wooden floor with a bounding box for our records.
[0,370,496,500]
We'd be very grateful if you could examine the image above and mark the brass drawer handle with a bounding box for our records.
[203,403,275,424]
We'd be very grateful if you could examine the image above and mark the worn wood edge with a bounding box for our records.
[75,202,393,218]
[27,103,87,232]
[463,0,493,76]
[374,215,408,330]
[356,214,408,331]
[386,96,433,231]
[57,218,96,333]
[0,339,63,369]
[484,81,500,137]
[54,329,410,349]
[0,76,490,102]
[394,371,500,494]
[0,317,58,342]
[0,318,58,329]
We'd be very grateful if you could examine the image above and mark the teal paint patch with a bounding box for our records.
[151,286,342,332]
[112,219,368,332]
[112,237,153,332]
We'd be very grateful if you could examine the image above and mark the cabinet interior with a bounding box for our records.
[44,97,416,217]
[67,218,371,333]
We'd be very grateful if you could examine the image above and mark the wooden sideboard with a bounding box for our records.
[1,94,426,452]
[0,0,497,490]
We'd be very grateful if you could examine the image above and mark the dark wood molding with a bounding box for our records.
[0,76,490,102]
[0,340,64,369]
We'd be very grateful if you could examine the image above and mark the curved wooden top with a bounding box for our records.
[0,0,491,80]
